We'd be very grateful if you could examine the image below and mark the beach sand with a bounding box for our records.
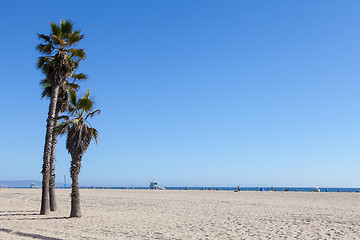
[0,188,359,239]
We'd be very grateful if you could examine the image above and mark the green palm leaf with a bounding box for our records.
[41,83,52,99]
[36,57,47,69]
[37,44,53,54]
[54,121,70,136]
[50,22,62,38]
[68,89,77,107]
[84,89,90,99]
[78,98,93,112]
[71,73,87,81]
[37,34,51,42]
[60,20,73,35]
[68,82,80,91]
[71,49,86,59]
[67,32,83,45]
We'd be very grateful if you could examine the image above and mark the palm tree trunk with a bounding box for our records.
[40,85,59,215]
[49,108,60,212]
[70,154,82,217]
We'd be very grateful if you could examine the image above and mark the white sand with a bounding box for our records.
[0,189,360,239]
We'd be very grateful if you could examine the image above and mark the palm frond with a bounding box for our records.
[56,115,70,121]
[37,44,53,54]
[67,32,84,45]
[73,60,80,69]
[68,89,77,107]
[40,64,50,75]
[78,98,93,112]
[51,34,61,45]
[73,30,83,38]
[68,82,80,91]
[37,33,51,42]
[85,109,100,120]
[60,20,73,35]
[84,89,91,99]
[41,83,52,99]
[53,121,70,136]
[71,73,87,81]
[67,105,77,115]
[90,128,99,143]
[71,49,86,59]
[50,22,62,38]
[39,78,48,85]
[36,57,47,69]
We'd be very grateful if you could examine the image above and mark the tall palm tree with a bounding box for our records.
[40,73,86,211]
[37,20,86,215]
[56,90,100,217]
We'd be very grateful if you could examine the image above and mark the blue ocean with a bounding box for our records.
[57,186,360,192]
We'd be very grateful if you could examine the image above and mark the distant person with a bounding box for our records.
[238,186,240,192]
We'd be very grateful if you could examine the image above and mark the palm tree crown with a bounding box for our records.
[37,20,86,86]
[56,90,100,156]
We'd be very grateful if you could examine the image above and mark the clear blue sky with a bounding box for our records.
[1,1,360,187]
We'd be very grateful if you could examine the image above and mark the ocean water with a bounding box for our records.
[7,186,360,192]
[56,186,360,192]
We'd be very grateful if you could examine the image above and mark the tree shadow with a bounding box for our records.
[0,227,62,240]
[0,210,37,213]
[22,216,70,220]
[0,213,38,216]
[0,210,70,220]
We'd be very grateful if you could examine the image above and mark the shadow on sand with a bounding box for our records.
[0,210,69,240]
[0,227,63,240]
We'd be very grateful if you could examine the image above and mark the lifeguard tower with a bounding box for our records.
[150,181,165,190]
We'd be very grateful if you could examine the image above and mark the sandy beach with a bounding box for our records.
[0,189,359,239]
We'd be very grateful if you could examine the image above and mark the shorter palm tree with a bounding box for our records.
[55,89,100,217]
